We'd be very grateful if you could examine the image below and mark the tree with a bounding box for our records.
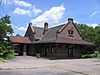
[95,26,100,52]
[0,15,14,60]
[76,23,100,55]
[0,15,13,45]
[76,24,96,43]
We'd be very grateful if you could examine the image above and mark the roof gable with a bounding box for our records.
[58,22,82,40]
[25,23,44,41]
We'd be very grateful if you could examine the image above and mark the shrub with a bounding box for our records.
[82,54,91,58]
[0,46,15,60]
[82,53,100,58]
[3,50,15,60]
[0,57,4,61]
[97,54,100,58]
[90,54,97,58]
[36,53,40,58]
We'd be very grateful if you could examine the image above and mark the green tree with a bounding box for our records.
[0,15,15,60]
[0,15,13,45]
[76,24,100,55]
[95,26,100,52]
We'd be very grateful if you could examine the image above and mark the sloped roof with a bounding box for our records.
[10,36,31,44]
[33,26,43,39]
[40,24,65,42]
[55,37,93,45]
[37,36,93,45]
[37,23,93,45]
[11,21,93,45]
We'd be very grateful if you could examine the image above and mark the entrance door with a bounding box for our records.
[68,48,73,57]
[44,47,47,56]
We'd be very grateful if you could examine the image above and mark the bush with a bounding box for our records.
[0,57,4,61]
[3,50,15,60]
[82,54,91,58]
[97,54,100,58]
[0,46,15,60]
[36,53,40,58]
[90,54,97,58]
[82,53,100,58]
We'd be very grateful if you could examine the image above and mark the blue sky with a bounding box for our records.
[0,0,100,36]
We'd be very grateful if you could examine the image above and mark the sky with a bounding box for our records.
[0,0,100,36]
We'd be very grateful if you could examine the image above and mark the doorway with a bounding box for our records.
[68,45,73,57]
[68,48,73,57]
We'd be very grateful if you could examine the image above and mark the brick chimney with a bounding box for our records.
[29,22,32,26]
[68,18,73,24]
[43,22,48,34]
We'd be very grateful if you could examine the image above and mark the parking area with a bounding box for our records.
[0,56,100,75]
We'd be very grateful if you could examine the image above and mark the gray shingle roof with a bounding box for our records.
[55,37,93,45]
[32,24,93,45]
[33,26,43,39]
[39,24,65,42]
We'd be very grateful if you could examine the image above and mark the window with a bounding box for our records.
[68,27,74,36]
[35,39,39,41]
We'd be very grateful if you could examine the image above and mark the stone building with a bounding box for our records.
[10,18,93,59]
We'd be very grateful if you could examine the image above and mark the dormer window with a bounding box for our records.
[35,39,39,41]
[68,27,74,36]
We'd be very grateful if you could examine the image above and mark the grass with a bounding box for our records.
[0,57,4,62]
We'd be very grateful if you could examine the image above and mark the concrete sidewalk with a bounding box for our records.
[0,56,100,75]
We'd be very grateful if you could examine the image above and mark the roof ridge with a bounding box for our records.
[58,22,69,33]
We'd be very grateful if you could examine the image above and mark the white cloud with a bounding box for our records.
[14,0,32,8]
[12,24,28,36]
[2,0,32,7]
[3,0,42,16]
[90,11,100,17]
[18,27,27,32]
[13,7,31,16]
[87,24,99,28]
[13,25,27,32]
[2,0,18,4]
[32,6,42,14]
[51,22,65,28]
[74,20,79,24]
[31,5,65,27]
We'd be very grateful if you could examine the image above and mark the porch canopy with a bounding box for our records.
[10,36,32,44]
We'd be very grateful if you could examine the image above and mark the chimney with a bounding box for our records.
[43,22,48,34]
[29,22,32,26]
[68,18,73,24]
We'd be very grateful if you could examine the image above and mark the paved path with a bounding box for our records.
[0,56,100,75]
